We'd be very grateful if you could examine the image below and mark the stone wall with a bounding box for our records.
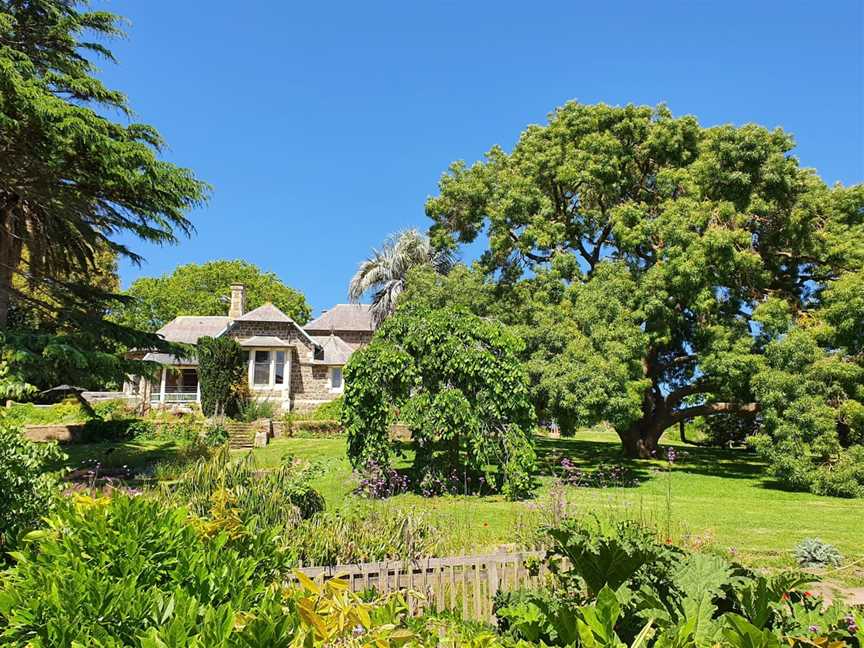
[291,360,338,412]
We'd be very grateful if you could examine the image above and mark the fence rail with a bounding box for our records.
[290,550,552,622]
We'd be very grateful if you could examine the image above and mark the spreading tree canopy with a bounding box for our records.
[0,0,208,396]
[426,102,864,459]
[114,260,311,332]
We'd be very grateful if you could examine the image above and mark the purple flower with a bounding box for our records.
[809,625,820,634]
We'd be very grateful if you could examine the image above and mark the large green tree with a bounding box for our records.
[0,0,207,396]
[114,260,311,332]
[426,102,864,458]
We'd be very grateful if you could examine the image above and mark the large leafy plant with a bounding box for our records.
[0,423,65,552]
[342,304,537,499]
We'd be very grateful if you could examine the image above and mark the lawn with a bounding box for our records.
[56,428,864,585]
[245,429,864,582]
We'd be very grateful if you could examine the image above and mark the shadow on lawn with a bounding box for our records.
[534,434,766,484]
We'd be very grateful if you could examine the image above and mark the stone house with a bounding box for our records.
[129,284,373,412]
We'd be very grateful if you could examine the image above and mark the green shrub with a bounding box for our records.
[197,336,245,417]
[163,446,324,531]
[0,399,88,425]
[0,424,65,551]
[203,422,230,447]
[0,493,267,646]
[343,305,536,500]
[288,503,442,566]
[311,397,342,420]
[237,396,278,422]
[292,418,343,437]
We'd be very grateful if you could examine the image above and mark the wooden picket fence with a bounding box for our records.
[290,550,554,622]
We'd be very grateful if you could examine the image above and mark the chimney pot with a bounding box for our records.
[229,284,246,319]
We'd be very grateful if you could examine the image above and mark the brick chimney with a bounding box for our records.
[229,284,246,319]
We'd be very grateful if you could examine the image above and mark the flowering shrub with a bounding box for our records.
[558,458,640,488]
[416,467,487,497]
[354,460,410,499]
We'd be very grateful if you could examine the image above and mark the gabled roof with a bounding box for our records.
[305,303,373,332]
[156,316,230,345]
[225,302,319,349]
[235,302,294,323]
[308,334,355,365]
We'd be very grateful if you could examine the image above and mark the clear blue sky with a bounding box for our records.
[97,1,863,316]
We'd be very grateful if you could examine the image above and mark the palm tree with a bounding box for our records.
[349,229,454,328]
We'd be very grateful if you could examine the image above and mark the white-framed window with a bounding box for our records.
[248,348,290,390]
[274,351,285,385]
[253,350,271,386]
[329,366,343,393]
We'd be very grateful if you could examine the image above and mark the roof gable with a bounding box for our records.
[235,302,293,323]
[308,334,355,365]
[223,302,319,349]
[156,316,230,345]
[305,303,373,332]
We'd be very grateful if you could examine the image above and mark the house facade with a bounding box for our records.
[129,284,373,412]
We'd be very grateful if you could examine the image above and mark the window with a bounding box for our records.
[253,350,271,386]
[274,351,285,385]
[329,367,343,392]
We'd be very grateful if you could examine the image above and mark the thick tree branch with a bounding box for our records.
[668,401,760,424]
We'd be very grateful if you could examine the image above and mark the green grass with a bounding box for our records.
[56,439,191,473]
[58,428,863,584]
[244,429,864,581]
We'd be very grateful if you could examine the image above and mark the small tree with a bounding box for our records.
[342,305,536,499]
[197,337,245,418]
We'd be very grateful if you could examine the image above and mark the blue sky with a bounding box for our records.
[97,1,863,316]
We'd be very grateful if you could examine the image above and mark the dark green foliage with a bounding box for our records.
[546,517,677,596]
[342,305,537,499]
[203,423,230,447]
[750,328,864,497]
[0,0,208,397]
[426,101,864,461]
[0,423,64,551]
[197,336,245,418]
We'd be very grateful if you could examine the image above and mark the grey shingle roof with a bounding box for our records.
[308,334,355,365]
[305,304,373,332]
[156,316,230,345]
[235,303,293,322]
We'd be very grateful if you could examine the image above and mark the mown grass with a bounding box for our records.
[58,428,863,585]
[246,428,864,583]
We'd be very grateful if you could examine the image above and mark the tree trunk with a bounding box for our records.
[618,400,760,458]
[0,203,23,328]
[619,414,667,458]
